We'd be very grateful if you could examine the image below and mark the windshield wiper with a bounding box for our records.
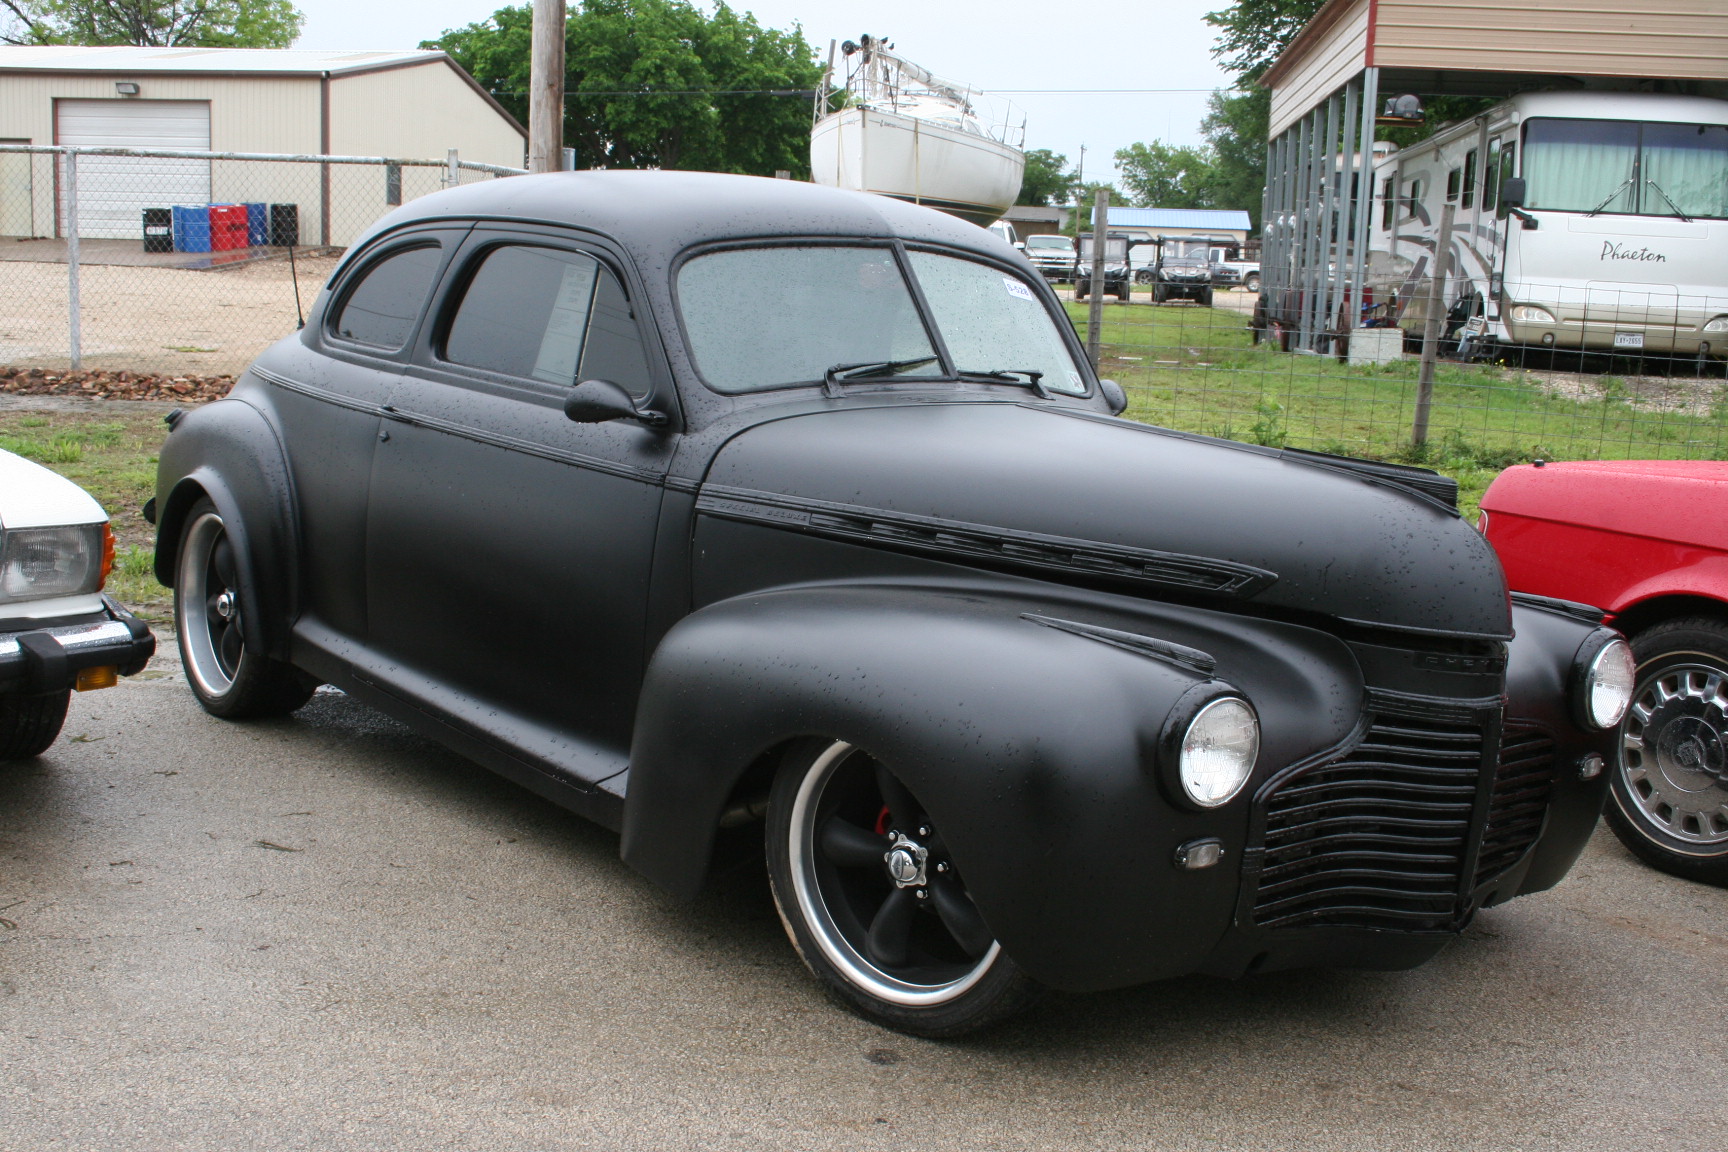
[956,368,1050,399]
[1644,178,1693,222]
[1586,172,1637,217]
[822,356,941,397]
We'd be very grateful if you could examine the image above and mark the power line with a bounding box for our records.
[489,86,1235,98]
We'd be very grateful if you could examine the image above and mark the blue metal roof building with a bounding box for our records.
[1106,208,1252,232]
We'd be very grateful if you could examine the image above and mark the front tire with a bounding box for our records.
[0,691,70,760]
[1608,618,1728,886]
[1243,273,1261,293]
[766,739,1039,1036]
[174,499,315,719]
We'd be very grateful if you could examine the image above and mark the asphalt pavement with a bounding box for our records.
[2,642,1724,1151]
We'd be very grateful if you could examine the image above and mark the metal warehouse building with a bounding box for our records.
[0,46,526,246]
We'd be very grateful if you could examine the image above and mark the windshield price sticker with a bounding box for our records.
[1003,278,1036,302]
[1614,332,1644,349]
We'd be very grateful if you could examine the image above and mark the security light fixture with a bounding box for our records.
[1378,93,1424,124]
[115,82,140,96]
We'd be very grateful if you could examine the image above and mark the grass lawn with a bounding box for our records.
[1067,297,1728,515]
[0,408,170,618]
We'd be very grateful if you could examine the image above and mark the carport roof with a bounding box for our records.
[0,45,445,76]
[1106,208,1252,231]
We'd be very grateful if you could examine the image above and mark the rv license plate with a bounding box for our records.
[1614,332,1644,349]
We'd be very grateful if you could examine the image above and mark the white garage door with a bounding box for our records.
[56,99,211,239]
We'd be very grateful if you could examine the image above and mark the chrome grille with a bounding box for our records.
[1251,701,1493,931]
[1473,724,1557,887]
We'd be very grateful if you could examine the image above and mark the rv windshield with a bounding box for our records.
[1524,118,1728,219]
[677,245,1087,396]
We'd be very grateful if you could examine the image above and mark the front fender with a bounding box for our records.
[1497,598,1619,900]
[621,583,1361,991]
[153,396,298,659]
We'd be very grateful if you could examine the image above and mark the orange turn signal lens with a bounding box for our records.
[75,665,118,692]
[98,523,115,591]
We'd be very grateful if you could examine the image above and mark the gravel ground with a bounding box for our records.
[0,254,339,377]
[1,641,1725,1151]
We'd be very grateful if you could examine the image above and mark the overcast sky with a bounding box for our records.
[289,0,1240,180]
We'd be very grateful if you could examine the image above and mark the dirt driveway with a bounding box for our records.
[0,253,340,377]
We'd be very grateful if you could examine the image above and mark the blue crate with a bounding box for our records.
[172,204,211,253]
[243,202,267,247]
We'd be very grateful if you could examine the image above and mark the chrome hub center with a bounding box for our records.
[214,591,236,621]
[883,832,929,888]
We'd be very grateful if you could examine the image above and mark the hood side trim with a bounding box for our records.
[696,484,1278,598]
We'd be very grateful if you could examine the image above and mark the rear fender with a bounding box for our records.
[621,584,1361,991]
[153,397,298,659]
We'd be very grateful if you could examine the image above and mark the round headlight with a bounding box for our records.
[1585,638,1636,729]
[1179,697,1260,807]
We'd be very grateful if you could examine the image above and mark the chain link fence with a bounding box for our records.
[0,145,522,377]
[1071,279,1728,505]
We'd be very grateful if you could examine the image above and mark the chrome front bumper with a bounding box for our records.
[0,597,156,694]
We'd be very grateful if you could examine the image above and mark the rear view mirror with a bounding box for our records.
[1099,378,1129,415]
[564,379,668,427]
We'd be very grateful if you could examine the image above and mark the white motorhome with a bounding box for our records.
[1368,91,1728,359]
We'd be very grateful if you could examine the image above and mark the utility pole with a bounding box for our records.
[528,0,566,174]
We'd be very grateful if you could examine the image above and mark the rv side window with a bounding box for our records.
[1403,178,1423,220]
[1381,177,1395,230]
[1486,140,1502,211]
[1461,149,1478,210]
[1446,168,1461,203]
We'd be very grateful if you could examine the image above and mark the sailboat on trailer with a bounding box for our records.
[810,35,1025,227]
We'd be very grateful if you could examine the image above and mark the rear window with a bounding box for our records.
[330,243,442,351]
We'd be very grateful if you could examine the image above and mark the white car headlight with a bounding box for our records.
[1510,305,1557,325]
[1583,637,1635,730]
[1178,697,1260,807]
[0,524,107,603]
[1704,315,1728,334]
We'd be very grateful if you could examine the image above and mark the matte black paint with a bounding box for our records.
[154,171,1618,996]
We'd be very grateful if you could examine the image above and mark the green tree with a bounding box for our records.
[1,0,303,47]
[1204,0,1325,83]
[1199,86,1269,228]
[1114,140,1217,209]
[1016,147,1078,207]
[427,0,820,177]
[1066,180,1123,235]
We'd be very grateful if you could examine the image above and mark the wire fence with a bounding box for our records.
[0,145,522,376]
[1070,278,1728,505]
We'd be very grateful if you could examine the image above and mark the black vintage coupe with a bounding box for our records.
[151,171,1629,1036]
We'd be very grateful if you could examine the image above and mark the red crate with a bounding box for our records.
[209,204,250,250]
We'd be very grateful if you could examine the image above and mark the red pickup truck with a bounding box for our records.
[1480,461,1728,885]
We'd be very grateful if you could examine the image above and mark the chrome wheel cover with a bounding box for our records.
[177,511,243,699]
[1620,658,1728,848]
[788,740,999,1008]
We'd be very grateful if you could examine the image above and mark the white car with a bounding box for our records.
[1,449,155,759]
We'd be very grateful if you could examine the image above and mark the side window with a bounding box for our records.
[1487,139,1502,212]
[1461,148,1478,210]
[1403,178,1423,220]
[1446,167,1461,203]
[446,245,600,384]
[1381,177,1395,230]
[330,243,442,350]
[443,242,652,396]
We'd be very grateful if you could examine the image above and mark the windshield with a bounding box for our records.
[677,245,1087,396]
[1078,237,1127,261]
[1025,235,1073,251]
[1524,117,1728,219]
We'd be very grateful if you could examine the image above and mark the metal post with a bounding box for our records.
[1086,187,1109,367]
[1413,201,1456,447]
[65,150,80,371]
[528,0,566,174]
[1316,92,1340,351]
[445,148,460,189]
[1295,107,1319,349]
[1348,68,1379,330]
[1331,84,1357,345]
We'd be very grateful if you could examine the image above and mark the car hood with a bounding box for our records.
[0,448,106,530]
[698,402,1511,638]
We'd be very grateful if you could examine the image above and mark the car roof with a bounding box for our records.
[360,170,1008,263]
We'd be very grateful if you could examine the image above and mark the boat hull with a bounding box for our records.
[810,107,1024,227]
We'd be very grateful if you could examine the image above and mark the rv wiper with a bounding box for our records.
[823,356,941,397]
[1644,178,1693,223]
[956,368,1050,399]
[1586,173,1637,217]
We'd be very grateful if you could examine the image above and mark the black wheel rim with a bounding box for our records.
[788,741,998,1007]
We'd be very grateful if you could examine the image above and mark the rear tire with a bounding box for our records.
[174,499,316,720]
[0,691,70,760]
[1243,273,1261,293]
[1199,286,1215,308]
[1074,280,1089,301]
[766,738,1040,1036]
[1607,617,1728,886]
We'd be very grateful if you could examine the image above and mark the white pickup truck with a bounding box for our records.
[1,448,155,759]
[1208,247,1261,292]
